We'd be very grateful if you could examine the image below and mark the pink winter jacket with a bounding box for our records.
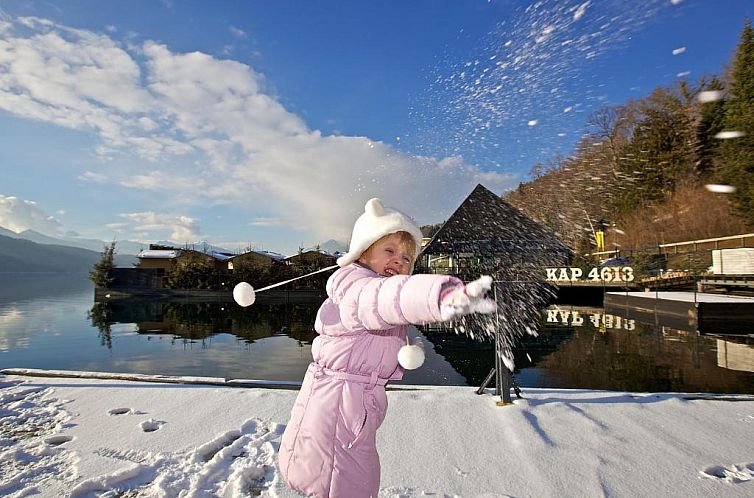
[278,263,462,498]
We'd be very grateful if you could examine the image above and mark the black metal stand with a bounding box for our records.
[475,283,521,406]
[475,348,518,405]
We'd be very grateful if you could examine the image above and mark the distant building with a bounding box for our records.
[228,250,285,270]
[136,249,179,271]
[286,250,337,268]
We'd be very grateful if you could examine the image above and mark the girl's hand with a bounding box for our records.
[440,276,496,321]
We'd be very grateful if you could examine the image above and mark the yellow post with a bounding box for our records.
[595,230,605,253]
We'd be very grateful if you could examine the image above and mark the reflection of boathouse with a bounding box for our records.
[93,298,319,346]
[717,339,754,373]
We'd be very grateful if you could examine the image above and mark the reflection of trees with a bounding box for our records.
[87,302,113,349]
[93,298,320,347]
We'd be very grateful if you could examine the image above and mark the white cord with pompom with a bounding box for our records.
[397,336,425,370]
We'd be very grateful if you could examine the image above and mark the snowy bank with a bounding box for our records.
[1,372,753,497]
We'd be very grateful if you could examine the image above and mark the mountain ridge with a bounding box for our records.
[0,233,105,274]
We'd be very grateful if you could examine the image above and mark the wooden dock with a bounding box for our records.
[604,291,754,335]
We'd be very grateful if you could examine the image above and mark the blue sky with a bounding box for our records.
[0,0,752,255]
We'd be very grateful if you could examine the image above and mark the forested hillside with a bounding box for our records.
[505,20,754,254]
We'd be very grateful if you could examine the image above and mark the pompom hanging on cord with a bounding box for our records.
[232,265,338,307]
[398,337,425,370]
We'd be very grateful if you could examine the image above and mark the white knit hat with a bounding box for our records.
[337,198,423,268]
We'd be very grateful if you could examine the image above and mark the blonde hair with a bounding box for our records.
[359,231,417,263]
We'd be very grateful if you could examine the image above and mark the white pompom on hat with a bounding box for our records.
[337,198,423,268]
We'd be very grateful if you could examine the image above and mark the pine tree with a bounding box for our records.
[615,87,696,213]
[695,76,727,177]
[720,19,754,224]
[89,241,116,288]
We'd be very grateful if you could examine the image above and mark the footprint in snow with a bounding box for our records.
[108,407,132,416]
[140,419,166,432]
[71,418,282,497]
[379,487,476,498]
[44,435,73,446]
[700,462,754,484]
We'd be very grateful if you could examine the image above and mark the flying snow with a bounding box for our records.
[698,90,723,103]
[573,2,590,21]
[715,131,746,139]
[705,184,737,194]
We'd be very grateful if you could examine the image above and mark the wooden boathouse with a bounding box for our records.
[418,184,570,277]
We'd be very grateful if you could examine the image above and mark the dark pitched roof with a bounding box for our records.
[421,184,568,256]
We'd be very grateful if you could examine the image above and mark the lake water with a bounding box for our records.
[1,275,753,394]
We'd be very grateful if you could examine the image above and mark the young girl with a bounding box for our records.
[278,198,495,498]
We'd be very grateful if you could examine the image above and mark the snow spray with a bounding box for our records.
[233,264,338,307]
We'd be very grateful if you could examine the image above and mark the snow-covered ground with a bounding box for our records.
[1,371,753,497]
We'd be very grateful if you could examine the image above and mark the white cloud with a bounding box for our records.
[229,26,247,39]
[251,217,286,227]
[0,194,61,233]
[119,170,204,192]
[0,16,517,244]
[119,211,200,242]
[78,171,109,183]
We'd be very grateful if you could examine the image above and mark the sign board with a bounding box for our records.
[545,267,635,283]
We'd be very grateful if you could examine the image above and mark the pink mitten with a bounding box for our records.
[440,276,496,321]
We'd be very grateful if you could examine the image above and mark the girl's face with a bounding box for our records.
[359,233,414,277]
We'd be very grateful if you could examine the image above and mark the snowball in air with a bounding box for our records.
[715,131,745,139]
[398,344,425,370]
[528,119,538,126]
[233,282,256,307]
[698,90,722,103]
[573,2,589,21]
[705,184,736,194]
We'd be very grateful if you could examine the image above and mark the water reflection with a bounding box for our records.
[417,305,754,394]
[0,273,91,303]
[86,297,467,385]
[1,275,752,393]
[89,299,319,349]
[516,306,754,394]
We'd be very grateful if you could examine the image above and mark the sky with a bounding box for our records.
[0,0,752,255]
[3,372,754,496]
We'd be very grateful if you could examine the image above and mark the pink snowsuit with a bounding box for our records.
[278,263,462,498]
